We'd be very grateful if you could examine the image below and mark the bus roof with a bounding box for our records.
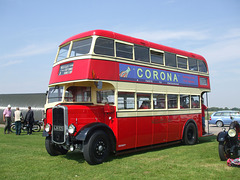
[60,29,206,61]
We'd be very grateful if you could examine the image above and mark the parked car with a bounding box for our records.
[209,111,240,127]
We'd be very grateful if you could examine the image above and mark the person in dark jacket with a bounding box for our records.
[25,106,34,135]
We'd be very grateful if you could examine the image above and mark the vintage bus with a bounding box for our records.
[43,30,210,165]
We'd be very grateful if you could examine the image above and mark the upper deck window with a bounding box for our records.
[165,52,177,67]
[134,45,149,62]
[198,60,207,73]
[94,37,114,56]
[70,38,92,57]
[56,44,70,62]
[116,42,133,59]
[177,56,188,69]
[189,58,198,71]
[150,51,164,65]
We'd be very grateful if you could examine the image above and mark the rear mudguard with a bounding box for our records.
[217,131,228,142]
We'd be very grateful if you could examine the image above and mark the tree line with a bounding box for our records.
[208,107,240,111]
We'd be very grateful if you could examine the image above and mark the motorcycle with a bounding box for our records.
[217,118,240,161]
[11,120,42,133]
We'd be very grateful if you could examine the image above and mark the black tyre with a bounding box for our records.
[32,124,41,132]
[45,136,68,156]
[83,130,110,165]
[218,141,229,161]
[10,124,16,133]
[183,122,197,145]
[216,121,223,127]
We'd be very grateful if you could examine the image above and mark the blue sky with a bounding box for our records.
[0,0,240,108]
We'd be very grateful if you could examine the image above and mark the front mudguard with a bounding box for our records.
[217,131,228,142]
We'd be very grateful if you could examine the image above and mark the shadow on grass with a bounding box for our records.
[59,136,218,164]
[198,135,217,144]
[64,151,86,163]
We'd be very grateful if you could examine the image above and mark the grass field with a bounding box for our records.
[0,127,239,180]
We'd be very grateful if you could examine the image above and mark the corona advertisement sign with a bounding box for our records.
[119,63,198,87]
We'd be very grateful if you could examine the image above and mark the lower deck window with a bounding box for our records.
[118,92,135,110]
[65,86,91,102]
[153,94,166,109]
[48,86,64,103]
[168,94,178,109]
[97,90,114,104]
[180,95,190,109]
[191,95,200,108]
[137,93,151,109]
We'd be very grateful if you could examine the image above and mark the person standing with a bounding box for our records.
[25,106,34,135]
[14,107,23,135]
[3,105,12,134]
[201,99,208,135]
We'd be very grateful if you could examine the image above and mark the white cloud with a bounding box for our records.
[0,43,57,61]
[129,30,209,42]
[194,37,240,64]
[0,60,23,67]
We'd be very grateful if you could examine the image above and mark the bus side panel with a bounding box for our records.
[179,113,202,139]
[167,115,180,142]
[117,117,136,151]
[152,116,168,144]
[197,113,202,137]
[136,116,153,147]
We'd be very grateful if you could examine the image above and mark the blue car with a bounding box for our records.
[209,111,240,127]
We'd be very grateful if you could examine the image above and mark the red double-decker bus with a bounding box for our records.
[43,30,210,165]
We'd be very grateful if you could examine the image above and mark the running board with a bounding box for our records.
[115,140,182,156]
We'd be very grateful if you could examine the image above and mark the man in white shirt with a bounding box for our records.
[14,107,23,135]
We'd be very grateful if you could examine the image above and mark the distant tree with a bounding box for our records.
[232,107,240,111]
[208,107,240,111]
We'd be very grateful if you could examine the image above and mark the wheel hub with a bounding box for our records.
[96,141,105,156]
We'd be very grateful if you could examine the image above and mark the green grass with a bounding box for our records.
[0,127,239,180]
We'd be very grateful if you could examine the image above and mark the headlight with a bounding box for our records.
[228,129,236,137]
[45,123,52,132]
[68,124,76,134]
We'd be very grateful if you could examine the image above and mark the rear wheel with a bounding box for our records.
[32,124,41,132]
[216,121,223,127]
[183,122,197,145]
[83,130,110,165]
[218,141,229,161]
[45,136,68,156]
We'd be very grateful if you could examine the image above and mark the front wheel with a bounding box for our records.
[183,122,197,145]
[83,130,110,165]
[10,124,16,133]
[218,141,230,161]
[45,136,68,156]
[32,124,41,132]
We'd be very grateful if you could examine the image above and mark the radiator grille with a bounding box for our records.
[52,107,65,144]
